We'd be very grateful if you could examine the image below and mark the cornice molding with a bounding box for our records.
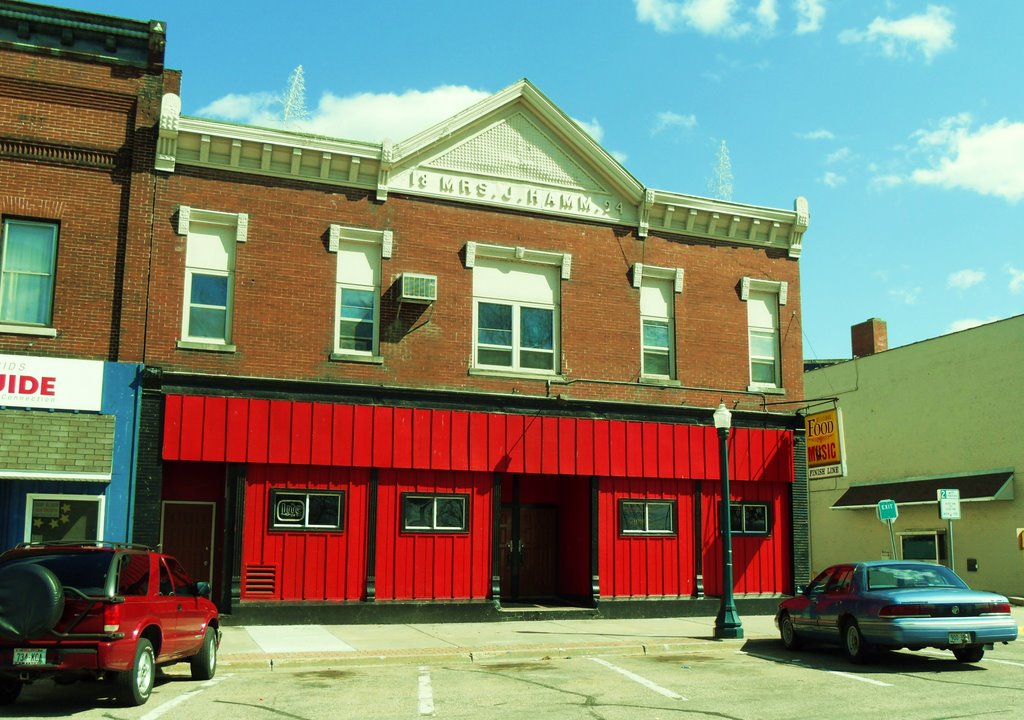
[158,79,808,258]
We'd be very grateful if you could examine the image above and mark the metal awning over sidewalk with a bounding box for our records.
[831,470,1014,509]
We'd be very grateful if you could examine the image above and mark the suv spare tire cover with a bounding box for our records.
[0,564,65,641]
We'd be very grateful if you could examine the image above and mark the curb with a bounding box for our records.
[216,636,760,670]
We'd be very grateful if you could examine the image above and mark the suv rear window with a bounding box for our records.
[3,551,115,596]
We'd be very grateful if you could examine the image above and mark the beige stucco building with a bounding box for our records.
[804,315,1023,598]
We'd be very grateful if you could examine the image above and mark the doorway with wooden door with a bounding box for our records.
[160,501,216,592]
[500,503,558,600]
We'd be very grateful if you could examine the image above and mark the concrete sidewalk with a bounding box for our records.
[217,613,781,668]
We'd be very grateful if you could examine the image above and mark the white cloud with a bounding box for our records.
[825,147,851,164]
[1009,266,1024,294]
[946,317,999,334]
[821,171,846,188]
[652,111,699,134]
[797,128,834,141]
[573,117,604,143]
[634,0,775,36]
[947,269,985,290]
[869,174,904,190]
[794,0,826,34]
[909,115,1024,203]
[198,85,491,143]
[839,5,955,62]
[889,287,921,305]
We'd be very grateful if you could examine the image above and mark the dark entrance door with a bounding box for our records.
[160,501,215,591]
[500,504,558,600]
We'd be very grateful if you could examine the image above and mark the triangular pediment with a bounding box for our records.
[385,79,643,225]
[424,111,607,193]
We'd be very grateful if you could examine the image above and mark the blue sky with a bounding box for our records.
[72,1,1023,359]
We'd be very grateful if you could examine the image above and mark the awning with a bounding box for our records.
[831,470,1014,509]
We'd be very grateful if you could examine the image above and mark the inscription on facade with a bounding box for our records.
[405,169,630,222]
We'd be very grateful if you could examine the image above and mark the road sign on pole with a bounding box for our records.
[938,489,960,572]
[877,499,899,559]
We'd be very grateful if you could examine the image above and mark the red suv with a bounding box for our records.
[0,541,220,706]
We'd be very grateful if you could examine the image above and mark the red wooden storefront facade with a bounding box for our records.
[162,393,795,614]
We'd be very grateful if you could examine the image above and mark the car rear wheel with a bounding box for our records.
[189,627,217,681]
[779,612,802,650]
[841,619,871,663]
[116,638,155,706]
[0,678,22,705]
[952,645,985,663]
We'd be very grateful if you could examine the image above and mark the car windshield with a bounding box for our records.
[866,563,967,591]
[3,551,115,595]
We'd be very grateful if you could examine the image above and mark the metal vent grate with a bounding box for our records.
[243,564,277,597]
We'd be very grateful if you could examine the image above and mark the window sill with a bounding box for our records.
[0,324,57,338]
[747,384,785,395]
[469,368,566,382]
[330,353,384,365]
[177,340,236,353]
[639,376,681,387]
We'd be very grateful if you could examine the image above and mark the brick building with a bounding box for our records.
[3,2,812,622]
[0,2,170,550]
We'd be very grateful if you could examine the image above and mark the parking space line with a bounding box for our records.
[986,659,1024,668]
[140,674,230,720]
[418,666,435,716]
[589,657,687,701]
[826,671,893,686]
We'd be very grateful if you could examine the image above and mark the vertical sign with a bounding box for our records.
[805,408,846,480]
[938,488,960,572]
[877,499,899,560]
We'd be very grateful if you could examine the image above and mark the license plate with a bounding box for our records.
[13,649,47,666]
[948,632,972,645]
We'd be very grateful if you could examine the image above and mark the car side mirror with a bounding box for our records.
[795,584,806,595]
[195,581,211,598]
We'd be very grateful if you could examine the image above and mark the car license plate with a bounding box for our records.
[948,632,972,645]
[13,649,47,666]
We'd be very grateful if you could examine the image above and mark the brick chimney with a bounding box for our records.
[851,318,888,357]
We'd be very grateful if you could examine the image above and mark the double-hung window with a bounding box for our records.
[177,207,246,350]
[1,219,58,328]
[633,264,683,381]
[741,277,787,391]
[330,225,391,361]
[468,242,570,375]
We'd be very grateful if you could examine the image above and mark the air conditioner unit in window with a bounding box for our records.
[400,273,437,303]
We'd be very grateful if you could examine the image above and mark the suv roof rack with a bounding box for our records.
[13,540,153,551]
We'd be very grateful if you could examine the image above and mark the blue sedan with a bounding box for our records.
[776,561,1019,663]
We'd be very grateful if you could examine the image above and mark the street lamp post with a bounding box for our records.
[713,402,744,639]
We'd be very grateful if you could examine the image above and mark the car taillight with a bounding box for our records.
[103,603,121,633]
[878,604,933,618]
[979,602,1011,615]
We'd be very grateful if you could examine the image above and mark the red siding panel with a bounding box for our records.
[310,403,333,466]
[352,405,373,467]
[504,414,523,473]
[267,400,292,464]
[450,411,469,471]
[558,417,576,475]
[162,395,182,460]
[575,419,594,476]
[179,395,205,461]
[541,417,559,475]
[373,406,394,468]
[226,398,249,463]
[392,407,413,469]
[468,412,489,471]
[201,396,227,462]
[430,410,451,470]
[289,402,312,465]
[331,404,353,467]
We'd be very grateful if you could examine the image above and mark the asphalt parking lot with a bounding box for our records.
[9,617,1024,720]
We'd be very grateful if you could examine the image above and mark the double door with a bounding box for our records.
[499,504,558,600]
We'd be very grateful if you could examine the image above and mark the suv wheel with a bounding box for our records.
[116,638,155,706]
[0,678,22,705]
[189,627,218,681]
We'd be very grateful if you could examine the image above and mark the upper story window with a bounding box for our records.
[176,206,247,352]
[329,225,392,362]
[633,264,683,380]
[466,241,570,377]
[741,277,787,392]
[1,219,58,329]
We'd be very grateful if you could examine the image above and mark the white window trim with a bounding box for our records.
[741,276,787,393]
[328,225,391,363]
[24,492,106,543]
[634,264,683,382]
[464,241,571,280]
[176,206,246,352]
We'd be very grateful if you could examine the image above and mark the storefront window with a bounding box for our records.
[25,494,104,543]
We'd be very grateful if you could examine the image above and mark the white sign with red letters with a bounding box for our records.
[0,354,103,411]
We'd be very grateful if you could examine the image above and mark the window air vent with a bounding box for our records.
[400,273,437,303]
[243,564,277,597]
